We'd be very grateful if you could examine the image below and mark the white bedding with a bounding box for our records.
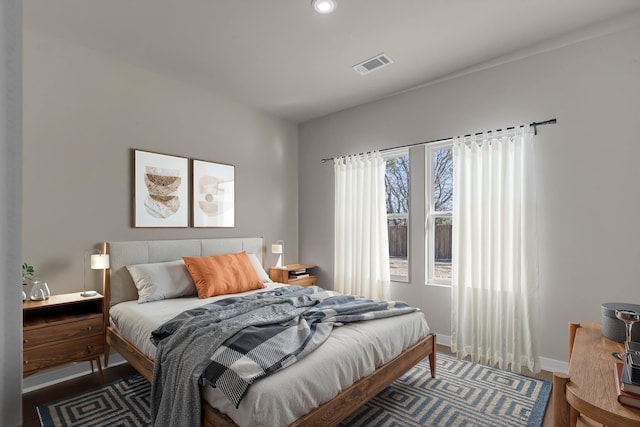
[109,284,429,427]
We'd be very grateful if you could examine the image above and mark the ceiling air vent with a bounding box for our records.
[353,53,393,75]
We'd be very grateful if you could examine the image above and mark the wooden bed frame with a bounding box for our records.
[100,239,436,427]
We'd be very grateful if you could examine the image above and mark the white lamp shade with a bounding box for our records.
[271,244,283,254]
[90,253,110,270]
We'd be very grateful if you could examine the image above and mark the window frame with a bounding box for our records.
[425,140,453,286]
[383,148,410,283]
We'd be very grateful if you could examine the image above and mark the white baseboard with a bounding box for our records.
[435,333,568,374]
[22,351,127,393]
[539,356,568,374]
[436,333,451,347]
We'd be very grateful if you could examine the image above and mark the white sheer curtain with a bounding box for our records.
[451,129,540,373]
[334,152,390,299]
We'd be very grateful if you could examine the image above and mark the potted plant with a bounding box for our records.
[22,262,35,301]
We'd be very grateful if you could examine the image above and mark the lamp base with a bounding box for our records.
[275,254,283,269]
[81,290,98,297]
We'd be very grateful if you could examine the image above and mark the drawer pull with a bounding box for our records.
[86,326,93,331]
[23,339,29,344]
[24,360,29,365]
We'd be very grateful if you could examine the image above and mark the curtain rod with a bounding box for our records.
[320,118,557,163]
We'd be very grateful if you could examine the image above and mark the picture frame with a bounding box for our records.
[133,149,189,228]
[192,159,235,228]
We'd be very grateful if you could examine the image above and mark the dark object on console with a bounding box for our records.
[601,303,640,343]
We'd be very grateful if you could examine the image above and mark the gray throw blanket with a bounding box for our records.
[150,286,417,427]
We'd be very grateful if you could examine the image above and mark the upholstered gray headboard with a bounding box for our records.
[103,237,264,307]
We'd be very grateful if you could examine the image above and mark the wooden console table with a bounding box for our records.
[553,322,640,426]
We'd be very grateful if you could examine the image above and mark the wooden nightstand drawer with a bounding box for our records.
[23,334,104,375]
[23,314,103,349]
[23,292,105,379]
[289,276,317,287]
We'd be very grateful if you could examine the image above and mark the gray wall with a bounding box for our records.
[1,2,22,425]
[22,29,300,299]
[299,19,640,363]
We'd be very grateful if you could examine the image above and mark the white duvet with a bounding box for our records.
[110,284,429,427]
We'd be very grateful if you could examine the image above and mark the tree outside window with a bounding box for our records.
[384,152,409,281]
[428,144,453,283]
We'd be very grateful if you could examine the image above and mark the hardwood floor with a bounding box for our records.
[22,348,555,427]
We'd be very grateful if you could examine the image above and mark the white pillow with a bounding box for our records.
[247,253,272,283]
[126,260,197,303]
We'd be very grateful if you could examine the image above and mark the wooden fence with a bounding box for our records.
[388,225,408,257]
[434,224,452,261]
[388,224,451,260]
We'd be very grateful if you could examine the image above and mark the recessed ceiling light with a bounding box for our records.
[312,0,337,14]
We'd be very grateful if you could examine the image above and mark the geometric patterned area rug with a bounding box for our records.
[341,353,552,427]
[37,375,151,427]
[38,352,551,427]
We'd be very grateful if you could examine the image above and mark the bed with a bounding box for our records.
[101,237,436,427]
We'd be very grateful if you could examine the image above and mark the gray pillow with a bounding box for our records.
[126,260,196,303]
[247,253,271,283]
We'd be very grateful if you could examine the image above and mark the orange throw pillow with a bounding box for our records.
[183,252,265,298]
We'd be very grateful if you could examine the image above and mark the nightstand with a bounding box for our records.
[269,263,318,287]
[22,292,105,382]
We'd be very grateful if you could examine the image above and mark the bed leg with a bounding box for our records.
[104,343,110,367]
[429,333,437,378]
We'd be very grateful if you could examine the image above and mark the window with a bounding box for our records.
[384,150,409,282]
[426,142,453,284]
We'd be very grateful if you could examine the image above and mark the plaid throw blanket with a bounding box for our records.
[204,287,417,407]
[150,286,417,426]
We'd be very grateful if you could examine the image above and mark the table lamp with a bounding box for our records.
[272,240,284,268]
[83,250,110,297]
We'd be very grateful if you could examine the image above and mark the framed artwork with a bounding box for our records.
[133,149,189,227]
[192,159,235,227]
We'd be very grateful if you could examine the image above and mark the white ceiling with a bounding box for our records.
[23,0,640,123]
